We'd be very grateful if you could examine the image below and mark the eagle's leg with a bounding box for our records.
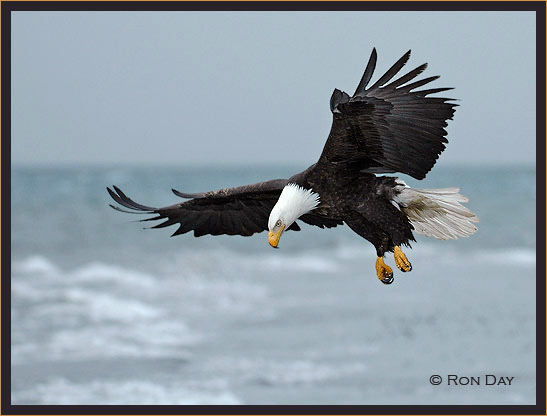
[375,234,394,285]
[394,246,412,272]
[376,257,394,284]
[345,215,395,285]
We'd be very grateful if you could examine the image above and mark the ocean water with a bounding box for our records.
[11,164,536,405]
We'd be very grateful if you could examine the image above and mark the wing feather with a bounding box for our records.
[383,63,428,89]
[109,178,343,236]
[108,179,289,238]
[353,47,377,96]
[367,50,411,91]
[320,49,457,180]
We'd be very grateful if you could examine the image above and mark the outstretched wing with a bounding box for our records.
[319,48,457,180]
[108,178,343,237]
[107,179,294,237]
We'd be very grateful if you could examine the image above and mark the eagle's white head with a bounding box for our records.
[268,183,320,248]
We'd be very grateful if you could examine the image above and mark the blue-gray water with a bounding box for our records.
[11,164,536,405]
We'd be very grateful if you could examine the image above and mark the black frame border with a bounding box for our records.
[1,1,545,415]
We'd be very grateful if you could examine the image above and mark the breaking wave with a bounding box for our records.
[12,256,246,365]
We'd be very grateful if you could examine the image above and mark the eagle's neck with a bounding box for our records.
[268,183,320,229]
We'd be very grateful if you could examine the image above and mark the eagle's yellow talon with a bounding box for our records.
[376,257,394,284]
[394,246,412,272]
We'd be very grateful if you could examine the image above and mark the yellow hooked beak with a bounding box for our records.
[268,225,285,248]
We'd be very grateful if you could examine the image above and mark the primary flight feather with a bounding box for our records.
[108,49,478,284]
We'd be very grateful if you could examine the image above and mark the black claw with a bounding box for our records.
[381,273,394,285]
[398,263,412,273]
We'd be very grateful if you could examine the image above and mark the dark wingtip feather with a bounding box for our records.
[108,204,148,214]
[399,76,441,93]
[112,185,156,211]
[171,224,189,237]
[139,215,164,223]
[172,188,194,198]
[384,63,428,90]
[413,87,454,97]
[353,48,378,96]
[368,49,412,91]
[107,186,133,210]
[172,188,206,199]
[107,185,157,212]
[107,187,120,202]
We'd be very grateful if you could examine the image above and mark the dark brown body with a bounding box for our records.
[290,164,414,257]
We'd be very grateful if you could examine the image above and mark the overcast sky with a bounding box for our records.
[12,11,536,167]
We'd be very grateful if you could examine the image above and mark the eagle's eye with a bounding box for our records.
[275,220,282,228]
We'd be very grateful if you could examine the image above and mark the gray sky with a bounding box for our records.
[12,11,536,166]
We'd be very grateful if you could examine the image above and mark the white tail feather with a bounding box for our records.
[393,181,479,240]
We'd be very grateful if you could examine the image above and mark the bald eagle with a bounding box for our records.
[108,49,478,285]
